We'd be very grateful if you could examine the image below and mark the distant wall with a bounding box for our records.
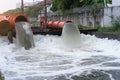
[103,6,120,27]
[112,0,120,6]
[47,6,120,27]
[47,7,104,27]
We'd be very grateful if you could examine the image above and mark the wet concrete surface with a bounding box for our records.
[92,32,120,41]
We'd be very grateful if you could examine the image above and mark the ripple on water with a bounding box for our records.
[79,56,116,66]
[1,34,120,80]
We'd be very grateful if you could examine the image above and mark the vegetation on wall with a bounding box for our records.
[112,16,120,28]
[3,8,21,15]
[0,72,4,80]
[96,16,120,33]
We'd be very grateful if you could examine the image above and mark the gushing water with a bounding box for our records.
[0,32,120,79]
[62,22,81,48]
[15,22,35,50]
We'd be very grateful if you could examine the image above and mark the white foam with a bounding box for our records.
[0,34,120,80]
[61,22,81,48]
[15,22,35,49]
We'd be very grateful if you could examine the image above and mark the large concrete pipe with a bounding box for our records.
[47,21,53,28]
[46,21,72,28]
[0,15,11,36]
[7,14,29,43]
[7,14,29,28]
[40,17,72,28]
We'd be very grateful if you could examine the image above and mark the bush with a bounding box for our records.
[96,26,120,33]
[77,24,95,29]
[112,16,120,29]
[96,16,120,33]
[0,72,4,80]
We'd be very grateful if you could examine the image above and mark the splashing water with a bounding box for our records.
[15,22,35,50]
[62,22,81,48]
[0,34,120,80]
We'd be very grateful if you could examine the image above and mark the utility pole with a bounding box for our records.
[44,0,47,29]
[33,0,35,5]
[21,0,24,14]
[104,0,107,8]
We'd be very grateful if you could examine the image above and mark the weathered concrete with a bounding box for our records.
[0,71,4,80]
[92,32,120,41]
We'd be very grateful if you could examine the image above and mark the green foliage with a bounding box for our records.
[97,16,120,33]
[97,26,120,33]
[77,24,96,30]
[3,6,42,17]
[97,26,114,32]
[106,0,112,4]
[51,0,81,12]
[0,72,4,80]
[112,16,120,28]
[3,8,21,15]
[51,0,75,12]
[51,0,112,12]
[25,7,42,17]
[50,2,57,12]
[30,21,40,25]
[81,16,120,33]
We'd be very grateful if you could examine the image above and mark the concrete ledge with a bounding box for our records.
[92,32,120,41]
[0,71,4,80]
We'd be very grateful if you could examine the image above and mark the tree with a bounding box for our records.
[25,7,42,17]
[51,0,78,12]
[3,6,42,17]
[51,0,112,12]
[3,8,21,15]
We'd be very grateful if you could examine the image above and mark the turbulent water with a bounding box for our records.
[15,22,35,50]
[62,22,81,48]
[0,34,120,80]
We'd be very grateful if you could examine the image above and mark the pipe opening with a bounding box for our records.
[15,16,28,22]
[66,20,72,23]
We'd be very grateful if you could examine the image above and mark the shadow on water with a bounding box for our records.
[24,69,120,80]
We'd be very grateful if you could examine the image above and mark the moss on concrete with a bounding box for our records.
[0,72,4,80]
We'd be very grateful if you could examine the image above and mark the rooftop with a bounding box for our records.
[34,0,52,7]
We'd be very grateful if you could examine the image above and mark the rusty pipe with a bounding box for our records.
[7,14,29,28]
[0,15,11,36]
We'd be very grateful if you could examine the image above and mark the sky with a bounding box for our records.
[0,0,39,14]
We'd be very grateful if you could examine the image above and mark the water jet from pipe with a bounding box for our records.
[15,22,35,50]
[61,22,81,48]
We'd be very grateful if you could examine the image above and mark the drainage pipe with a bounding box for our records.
[0,15,11,36]
[7,14,29,28]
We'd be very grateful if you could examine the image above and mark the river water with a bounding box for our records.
[0,34,120,80]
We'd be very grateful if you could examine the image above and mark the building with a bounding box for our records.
[34,0,53,17]
[16,1,39,8]
[47,0,120,27]
[104,0,120,27]
[108,0,120,7]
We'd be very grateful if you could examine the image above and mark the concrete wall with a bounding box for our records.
[48,8,103,27]
[47,6,120,27]
[112,0,120,6]
[108,0,120,7]
[103,6,120,27]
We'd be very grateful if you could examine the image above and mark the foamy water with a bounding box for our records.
[0,34,120,80]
